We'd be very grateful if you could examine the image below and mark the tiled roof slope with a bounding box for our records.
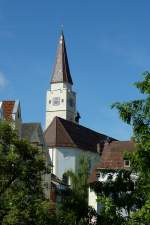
[2,101,15,121]
[21,123,45,146]
[51,32,73,85]
[88,140,136,183]
[100,141,135,168]
[44,117,116,153]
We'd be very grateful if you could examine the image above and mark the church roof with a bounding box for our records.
[44,117,116,153]
[51,32,73,85]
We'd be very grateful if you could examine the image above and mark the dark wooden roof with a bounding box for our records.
[51,32,73,85]
[88,140,136,183]
[44,117,116,153]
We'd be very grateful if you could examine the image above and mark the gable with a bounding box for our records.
[44,117,75,148]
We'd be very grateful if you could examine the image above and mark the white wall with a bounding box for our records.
[45,82,76,129]
[12,101,22,136]
[88,173,117,213]
[88,171,138,216]
[49,147,100,179]
[88,187,98,211]
[0,102,3,119]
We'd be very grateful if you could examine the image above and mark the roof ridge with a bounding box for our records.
[2,100,16,102]
[57,117,116,140]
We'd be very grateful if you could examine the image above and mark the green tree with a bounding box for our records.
[90,72,150,225]
[0,121,56,225]
[112,71,150,224]
[57,155,97,225]
[90,168,141,225]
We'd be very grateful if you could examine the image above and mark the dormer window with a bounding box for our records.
[124,160,130,167]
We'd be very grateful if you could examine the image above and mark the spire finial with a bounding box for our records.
[60,24,64,38]
[61,24,64,30]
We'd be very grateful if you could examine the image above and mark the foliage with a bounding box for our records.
[65,155,89,198]
[97,196,125,225]
[91,169,140,214]
[90,71,150,224]
[57,155,97,225]
[111,71,150,224]
[0,121,56,225]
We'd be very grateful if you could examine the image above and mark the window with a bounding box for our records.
[124,160,130,167]
[61,99,64,103]
[52,97,60,106]
[49,100,51,104]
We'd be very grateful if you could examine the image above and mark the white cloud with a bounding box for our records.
[0,72,7,89]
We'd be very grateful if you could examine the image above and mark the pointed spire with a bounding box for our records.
[51,31,73,85]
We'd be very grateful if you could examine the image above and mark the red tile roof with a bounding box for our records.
[2,101,15,121]
[88,140,136,183]
[100,141,135,166]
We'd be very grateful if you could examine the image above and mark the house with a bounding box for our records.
[0,100,51,200]
[0,100,45,147]
[0,100,22,135]
[88,140,136,213]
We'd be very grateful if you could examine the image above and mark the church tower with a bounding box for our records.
[45,32,77,129]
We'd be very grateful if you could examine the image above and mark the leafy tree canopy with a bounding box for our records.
[90,72,150,225]
[0,121,55,225]
[57,155,97,225]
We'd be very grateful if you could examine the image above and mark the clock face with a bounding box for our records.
[52,97,60,106]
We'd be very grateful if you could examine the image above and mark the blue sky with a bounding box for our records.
[0,0,150,140]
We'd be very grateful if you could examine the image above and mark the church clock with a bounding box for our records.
[52,97,60,106]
